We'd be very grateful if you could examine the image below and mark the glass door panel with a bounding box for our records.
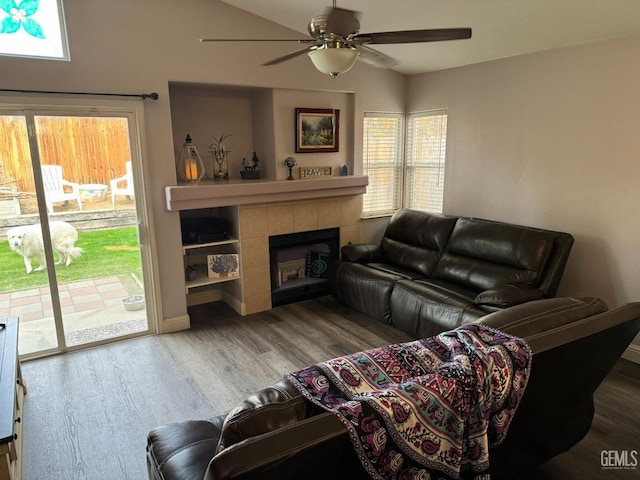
[0,106,151,357]
[0,114,58,355]
[33,114,148,350]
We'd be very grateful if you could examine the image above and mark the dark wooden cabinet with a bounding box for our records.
[0,317,25,480]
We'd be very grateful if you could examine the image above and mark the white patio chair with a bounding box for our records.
[41,165,82,213]
[110,161,135,207]
[0,180,21,215]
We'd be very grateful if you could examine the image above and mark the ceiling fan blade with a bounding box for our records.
[326,7,361,37]
[200,38,316,43]
[353,28,472,45]
[353,45,398,69]
[262,46,314,66]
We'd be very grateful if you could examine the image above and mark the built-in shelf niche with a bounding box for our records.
[168,82,355,183]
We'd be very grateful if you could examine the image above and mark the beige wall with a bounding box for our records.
[6,0,635,342]
[169,85,255,181]
[407,34,640,312]
[169,86,354,181]
[0,0,405,328]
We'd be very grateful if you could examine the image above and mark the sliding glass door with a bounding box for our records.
[0,97,157,358]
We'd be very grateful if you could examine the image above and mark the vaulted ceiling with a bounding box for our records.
[220,0,640,75]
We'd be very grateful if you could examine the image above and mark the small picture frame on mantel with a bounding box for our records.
[300,166,332,178]
[295,108,340,153]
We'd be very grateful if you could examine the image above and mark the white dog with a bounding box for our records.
[7,221,83,274]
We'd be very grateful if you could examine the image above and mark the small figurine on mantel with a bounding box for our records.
[241,151,261,180]
[284,157,297,180]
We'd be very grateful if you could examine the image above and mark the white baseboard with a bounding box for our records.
[222,291,244,315]
[622,344,640,364]
[161,314,190,333]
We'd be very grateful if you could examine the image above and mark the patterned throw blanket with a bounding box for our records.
[286,324,532,480]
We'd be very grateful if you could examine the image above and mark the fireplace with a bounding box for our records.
[269,227,339,307]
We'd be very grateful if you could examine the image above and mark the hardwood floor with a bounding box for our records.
[20,296,640,480]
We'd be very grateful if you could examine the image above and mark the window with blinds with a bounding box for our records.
[405,110,448,213]
[362,109,448,217]
[362,113,403,217]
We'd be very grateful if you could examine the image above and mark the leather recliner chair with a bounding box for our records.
[147,297,640,480]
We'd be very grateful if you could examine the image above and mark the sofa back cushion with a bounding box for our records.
[382,209,457,277]
[216,379,319,453]
[435,218,554,291]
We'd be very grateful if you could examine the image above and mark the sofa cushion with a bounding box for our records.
[341,243,382,263]
[474,284,545,308]
[389,279,487,338]
[216,379,318,453]
[147,419,222,480]
[364,262,426,280]
[331,262,407,324]
[381,210,457,277]
[435,218,555,291]
[476,296,609,339]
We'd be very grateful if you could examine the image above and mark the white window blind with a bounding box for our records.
[405,110,448,213]
[362,113,403,217]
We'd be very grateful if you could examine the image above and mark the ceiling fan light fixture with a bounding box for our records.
[308,47,360,76]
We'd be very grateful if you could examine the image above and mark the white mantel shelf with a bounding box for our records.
[165,175,368,211]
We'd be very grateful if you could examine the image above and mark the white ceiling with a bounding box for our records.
[220,0,640,75]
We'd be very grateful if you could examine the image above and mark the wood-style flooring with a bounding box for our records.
[20,296,640,480]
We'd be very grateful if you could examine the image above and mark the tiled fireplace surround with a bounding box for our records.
[166,176,368,316]
[239,195,362,314]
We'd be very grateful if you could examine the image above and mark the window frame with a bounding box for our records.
[362,109,448,218]
[404,109,448,214]
[362,112,404,218]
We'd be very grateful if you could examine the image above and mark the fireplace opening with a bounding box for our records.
[269,227,339,307]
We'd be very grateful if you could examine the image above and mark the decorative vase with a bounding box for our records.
[213,152,229,181]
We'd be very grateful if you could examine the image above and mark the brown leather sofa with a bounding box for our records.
[146,297,640,480]
[331,209,575,338]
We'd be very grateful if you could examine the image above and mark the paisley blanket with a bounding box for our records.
[286,323,532,480]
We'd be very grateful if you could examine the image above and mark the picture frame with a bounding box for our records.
[300,166,333,178]
[295,108,340,153]
[207,254,240,279]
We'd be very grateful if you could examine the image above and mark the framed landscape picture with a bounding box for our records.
[295,108,339,153]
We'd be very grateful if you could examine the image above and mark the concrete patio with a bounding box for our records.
[0,276,147,354]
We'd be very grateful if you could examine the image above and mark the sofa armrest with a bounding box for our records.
[207,413,355,480]
[341,244,382,263]
[474,284,544,308]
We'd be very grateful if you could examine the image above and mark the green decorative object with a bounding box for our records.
[0,0,46,38]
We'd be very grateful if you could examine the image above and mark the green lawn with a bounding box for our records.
[0,226,143,293]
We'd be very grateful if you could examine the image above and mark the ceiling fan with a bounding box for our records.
[201,1,471,76]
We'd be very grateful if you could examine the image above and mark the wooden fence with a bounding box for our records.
[0,116,132,193]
